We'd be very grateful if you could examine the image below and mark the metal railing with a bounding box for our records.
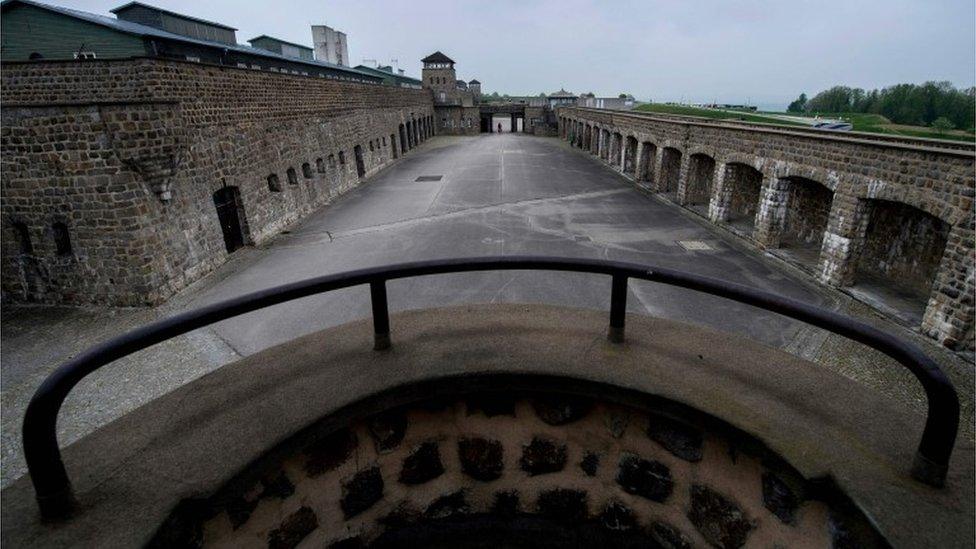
[22,256,959,519]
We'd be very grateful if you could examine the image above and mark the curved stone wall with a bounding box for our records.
[559,108,975,350]
[152,391,885,548]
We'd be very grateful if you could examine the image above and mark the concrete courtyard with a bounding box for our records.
[2,134,972,488]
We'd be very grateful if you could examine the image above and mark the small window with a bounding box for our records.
[316,158,325,173]
[185,55,201,63]
[369,141,374,152]
[73,51,96,60]
[287,167,298,185]
[338,151,345,165]
[12,222,32,254]
[52,222,71,256]
[328,154,336,169]
[267,174,281,192]
[302,162,313,178]
[382,137,387,147]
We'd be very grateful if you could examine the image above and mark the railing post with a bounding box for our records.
[370,280,391,350]
[608,274,627,343]
[24,395,75,520]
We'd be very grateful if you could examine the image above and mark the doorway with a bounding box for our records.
[212,186,248,253]
[354,145,366,179]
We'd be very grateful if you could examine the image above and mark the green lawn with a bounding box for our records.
[767,111,975,143]
[634,104,804,126]
[635,104,975,143]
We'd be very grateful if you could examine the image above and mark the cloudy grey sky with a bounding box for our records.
[61,0,975,109]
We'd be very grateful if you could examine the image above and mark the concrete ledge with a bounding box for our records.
[2,304,972,546]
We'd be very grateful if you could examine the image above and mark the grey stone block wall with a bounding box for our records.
[559,108,975,350]
[0,58,436,306]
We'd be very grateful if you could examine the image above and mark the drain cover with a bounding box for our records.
[415,175,442,182]
[677,240,713,251]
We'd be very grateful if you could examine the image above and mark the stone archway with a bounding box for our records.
[659,148,682,195]
[716,163,763,232]
[852,199,951,320]
[638,142,657,186]
[624,136,638,178]
[777,177,835,267]
[684,154,715,212]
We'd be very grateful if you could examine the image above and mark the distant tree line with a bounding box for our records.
[787,81,975,131]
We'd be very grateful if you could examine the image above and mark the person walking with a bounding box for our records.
[497,122,502,134]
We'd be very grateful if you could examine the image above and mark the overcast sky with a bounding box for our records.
[62,0,975,109]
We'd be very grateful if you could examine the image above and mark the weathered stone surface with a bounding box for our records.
[367,409,407,453]
[147,500,208,549]
[600,501,636,531]
[267,506,318,549]
[687,484,755,549]
[425,490,470,519]
[519,436,567,476]
[226,496,258,529]
[604,409,630,438]
[399,441,444,485]
[615,453,673,502]
[261,471,295,500]
[531,395,593,425]
[580,451,600,476]
[328,536,363,549]
[341,467,384,519]
[560,109,976,351]
[762,471,800,524]
[646,414,703,462]
[493,490,520,516]
[379,502,422,529]
[465,394,516,417]
[305,428,357,477]
[537,489,588,523]
[458,437,504,481]
[649,521,693,549]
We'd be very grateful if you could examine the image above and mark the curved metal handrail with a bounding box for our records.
[22,256,959,519]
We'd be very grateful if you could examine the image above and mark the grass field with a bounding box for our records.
[633,104,805,126]
[634,104,975,143]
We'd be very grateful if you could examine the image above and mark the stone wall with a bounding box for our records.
[559,107,976,350]
[433,106,480,135]
[0,58,435,306]
[151,393,885,548]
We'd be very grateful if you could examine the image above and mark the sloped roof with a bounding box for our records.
[549,88,577,98]
[468,79,480,84]
[353,65,422,85]
[1,0,378,80]
[248,35,313,52]
[110,1,235,30]
[421,51,454,64]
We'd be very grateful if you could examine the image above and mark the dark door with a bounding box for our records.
[354,145,366,178]
[213,186,246,253]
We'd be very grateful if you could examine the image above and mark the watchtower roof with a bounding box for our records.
[421,51,454,64]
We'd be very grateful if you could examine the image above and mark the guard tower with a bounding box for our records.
[421,51,456,93]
